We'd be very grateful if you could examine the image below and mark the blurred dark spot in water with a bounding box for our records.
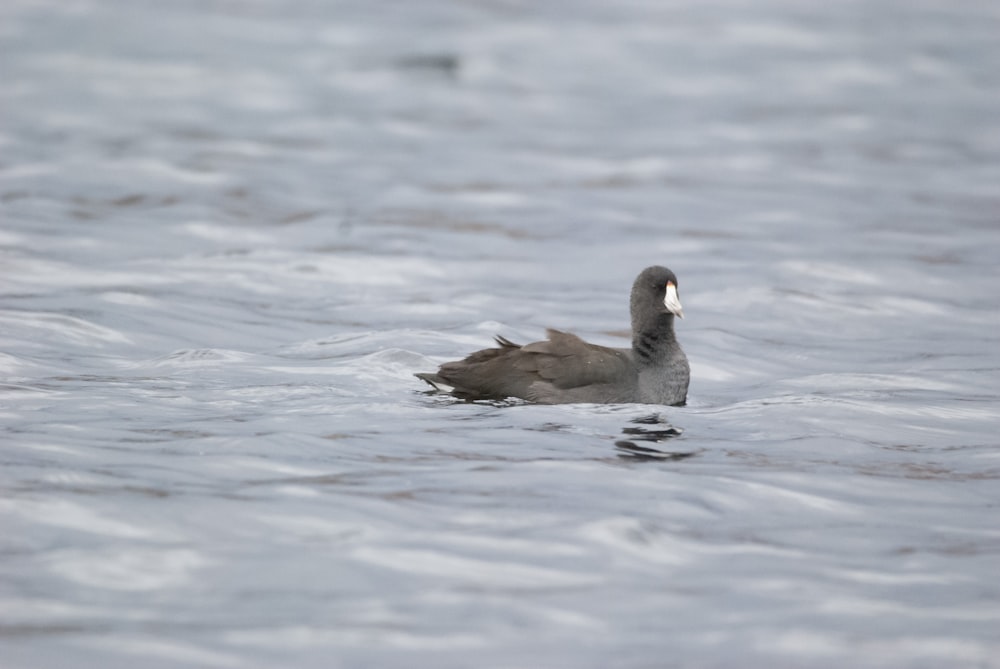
[615,441,696,461]
[395,53,461,79]
[616,414,694,461]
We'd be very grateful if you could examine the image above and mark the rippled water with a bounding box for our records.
[3,0,1000,667]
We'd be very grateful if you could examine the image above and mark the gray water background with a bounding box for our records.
[2,0,1000,667]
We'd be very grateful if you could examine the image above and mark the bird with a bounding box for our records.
[416,265,689,405]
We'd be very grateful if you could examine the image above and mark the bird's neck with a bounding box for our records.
[631,312,677,363]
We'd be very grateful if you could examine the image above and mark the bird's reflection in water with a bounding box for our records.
[615,413,695,461]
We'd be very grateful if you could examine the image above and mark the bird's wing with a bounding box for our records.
[514,329,633,390]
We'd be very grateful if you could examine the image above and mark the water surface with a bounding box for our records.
[2,1,1000,667]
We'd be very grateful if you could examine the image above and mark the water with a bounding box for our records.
[3,0,1000,667]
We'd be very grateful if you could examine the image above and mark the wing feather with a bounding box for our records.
[524,329,632,389]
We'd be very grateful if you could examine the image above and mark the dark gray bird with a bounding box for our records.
[416,266,689,405]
